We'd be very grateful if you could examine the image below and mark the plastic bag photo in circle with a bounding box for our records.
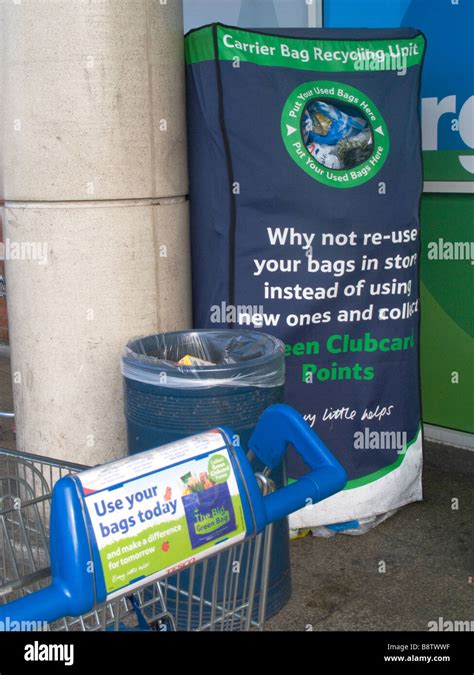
[301,99,373,170]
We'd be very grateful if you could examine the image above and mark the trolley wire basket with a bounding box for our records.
[0,405,347,632]
[0,447,274,632]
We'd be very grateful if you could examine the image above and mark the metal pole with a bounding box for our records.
[308,0,323,28]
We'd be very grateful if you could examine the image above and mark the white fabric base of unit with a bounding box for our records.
[289,430,423,529]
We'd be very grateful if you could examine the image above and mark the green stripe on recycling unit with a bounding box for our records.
[185,26,215,65]
[185,24,426,73]
[288,425,421,490]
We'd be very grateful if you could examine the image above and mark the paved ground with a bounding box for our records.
[0,353,472,631]
[269,440,474,631]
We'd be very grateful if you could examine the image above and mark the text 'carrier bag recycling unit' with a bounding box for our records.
[185,25,426,532]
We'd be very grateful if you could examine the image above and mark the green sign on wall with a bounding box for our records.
[420,193,474,433]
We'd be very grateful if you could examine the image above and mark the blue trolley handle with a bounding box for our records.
[248,404,347,524]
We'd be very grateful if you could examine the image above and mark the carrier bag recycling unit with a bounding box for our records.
[0,405,346,628]
[185,25,426,532]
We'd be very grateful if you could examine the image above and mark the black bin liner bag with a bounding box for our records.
[185,25,426,530]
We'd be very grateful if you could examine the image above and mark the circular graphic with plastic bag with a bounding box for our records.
[281,81,389,188]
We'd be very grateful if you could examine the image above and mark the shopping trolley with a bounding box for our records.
[0,404,347,631]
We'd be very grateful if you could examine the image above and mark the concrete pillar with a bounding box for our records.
[0,1,191,464]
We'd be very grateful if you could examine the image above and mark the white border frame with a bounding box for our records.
[424,181,474,193]
[307,0,323,28]
[424,424,474,451]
